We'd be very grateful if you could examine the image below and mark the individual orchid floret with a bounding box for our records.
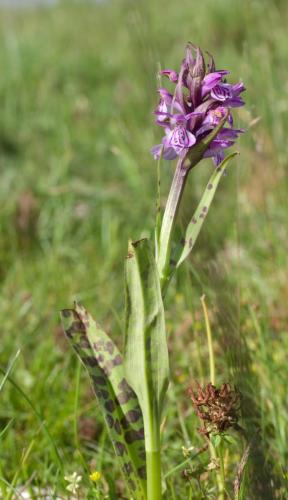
[210,82,245,107]
[152,43,245,165]
[160,69,179,82]
[201,70,229,96]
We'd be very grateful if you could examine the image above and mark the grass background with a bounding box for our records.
[0,0,287,497]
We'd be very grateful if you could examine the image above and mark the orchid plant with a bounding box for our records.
[60,43,245,499]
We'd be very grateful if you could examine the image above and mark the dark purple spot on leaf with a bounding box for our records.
[92,376,106,386]
[101,390,109,399]
[113,354,122,367]
[121,409,142,429]
[105,400,115,412]
[114,419,122,435]
[115,441,127,456]
[118,379,130,391]
[84,356,98,367]
[103,361,114,376]
[79,337,90,349]
[120,418,129,430]
[125,409,142,423]
[105,415,114,429]
[66,321,85,335]
[104,341,115,355]
[118,392,132,404]
[123,462,133,476]
[117,379,136,404]
[93,340,105,350]
[137,466,147,479]
[128,479,137,492]
[95,389,102,398]
[125,428,144,444]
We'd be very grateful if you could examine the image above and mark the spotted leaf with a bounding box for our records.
[174,152,238,269]
[60,303,146,500]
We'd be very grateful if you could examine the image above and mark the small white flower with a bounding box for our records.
[64,472,82,494]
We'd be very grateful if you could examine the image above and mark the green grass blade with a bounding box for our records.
[0,368,63,471]
[0,350,20,393]
[175,152,238,268]
[0,477,22,499]
[7,439,36,500]
[0,419,14,439]
[60,303,146,500]
[124,239,169,450]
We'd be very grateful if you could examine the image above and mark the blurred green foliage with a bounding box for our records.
[0,0,287,498]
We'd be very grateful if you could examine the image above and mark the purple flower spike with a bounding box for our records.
[152,44,245,166]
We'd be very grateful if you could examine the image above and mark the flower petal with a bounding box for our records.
[201,71,229,96]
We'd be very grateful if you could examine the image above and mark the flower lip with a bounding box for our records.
[211,84,233,101]
[165,125,196,155]
[211,82,245,104]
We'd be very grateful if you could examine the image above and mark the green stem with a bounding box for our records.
[146,450,162,500]
[201,296,226,497]
[219,444,226,497]
[200,295,215,385]
[209,440,225,500]
[164,444,208,479]
[145,410,162,500]
[157,157,189,290]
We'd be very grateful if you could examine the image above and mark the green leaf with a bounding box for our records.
[60,303,146,500]
[124,239,169,453]
[174,152,238,269]
[211,433,222,449]
[221,434,237,446]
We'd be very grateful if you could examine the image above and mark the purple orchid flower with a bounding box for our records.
[152,44,245,165]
